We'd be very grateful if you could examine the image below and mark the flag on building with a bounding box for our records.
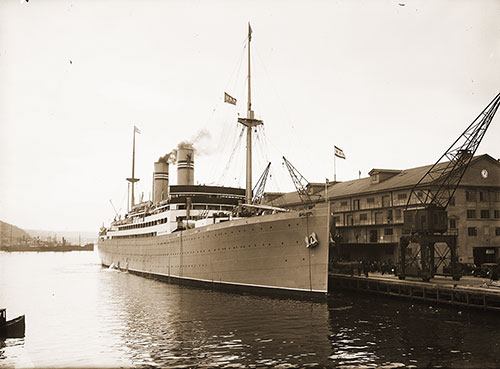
[224,92,237,105]
[134,125,141,134]
[334,145,346,159]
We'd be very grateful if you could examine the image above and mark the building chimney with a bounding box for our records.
[177,147,194,185]
[153,160,169,203]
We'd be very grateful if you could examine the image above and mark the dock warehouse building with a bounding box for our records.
[266,154,500,266]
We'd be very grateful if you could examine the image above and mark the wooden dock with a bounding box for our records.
[329,273,500,312]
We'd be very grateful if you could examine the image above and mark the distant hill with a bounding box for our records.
[0,221,32,246]
[25,229,97,245]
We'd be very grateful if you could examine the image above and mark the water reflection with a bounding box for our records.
[1,252,500,368]
[327,292,500,368]
[113,274,331,367]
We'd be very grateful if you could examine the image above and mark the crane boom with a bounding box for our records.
[399,92,500,282]
[252,162,271,205]
[283,156,313,205]
[407,92,500,211]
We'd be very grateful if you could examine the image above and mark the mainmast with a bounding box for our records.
[238,23,263,204]
[126,126,140,211]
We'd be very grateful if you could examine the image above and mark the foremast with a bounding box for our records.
[126,126,140,211]
[238,23,263,204]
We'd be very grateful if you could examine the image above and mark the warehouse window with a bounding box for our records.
[496,227,500,236]
[359,213,368,221]
[466,210,476,219]
[468,227,477,236]
[466,190,476,201]
[449,219,457,229]
[397,193,407,200]
[495,192,500,201]
[480,191,489,202]
[367,197,375,204]
[353,199,360,210]
[340,201,348,207]
[494,210,500,219]
[384,228,393,236]
[347,215,354,225]
[481,210,490,219]
[395,209,402,219]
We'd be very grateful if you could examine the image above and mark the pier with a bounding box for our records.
[329,272,500,312]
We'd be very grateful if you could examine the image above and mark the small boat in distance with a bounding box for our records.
[0,308,25,338]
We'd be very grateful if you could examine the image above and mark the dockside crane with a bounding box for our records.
[283,156,313,206]
[252,162,271,205]
[398,92,500,281]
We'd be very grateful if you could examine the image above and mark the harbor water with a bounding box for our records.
[1,251,499,368]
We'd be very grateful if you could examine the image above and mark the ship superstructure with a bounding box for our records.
[101,145,247,240]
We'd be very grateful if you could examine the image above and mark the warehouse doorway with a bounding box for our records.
[473,247,499,266]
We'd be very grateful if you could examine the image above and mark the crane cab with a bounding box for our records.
[403,205,448,234]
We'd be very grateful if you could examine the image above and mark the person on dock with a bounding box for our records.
[490,265,499,281]
[361,261,369,277]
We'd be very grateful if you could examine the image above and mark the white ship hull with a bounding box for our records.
[98,207,329,296]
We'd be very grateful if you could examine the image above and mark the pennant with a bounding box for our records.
[334,145,346,159]
[224,92,237,105]
[134,126,141,134]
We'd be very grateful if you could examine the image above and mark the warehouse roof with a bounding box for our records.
[266,154,499,207]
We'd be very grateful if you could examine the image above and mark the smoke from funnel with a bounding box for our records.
[158,129,213,164]
[158,150,177,164]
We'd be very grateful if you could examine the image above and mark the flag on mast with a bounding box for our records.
[134,125,141,134]
[334,145,346,159]
[224,92,237,105]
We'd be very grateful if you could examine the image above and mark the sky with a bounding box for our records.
[0,0,499,233]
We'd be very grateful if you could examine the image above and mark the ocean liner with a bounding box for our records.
[98,25,330,296]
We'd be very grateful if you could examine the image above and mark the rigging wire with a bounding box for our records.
[216,127,245,185]
[254,127,269,177]
[206,42,247,184]
[260,127,286,195]
[253,44,306,163]
[253,44,315,195]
